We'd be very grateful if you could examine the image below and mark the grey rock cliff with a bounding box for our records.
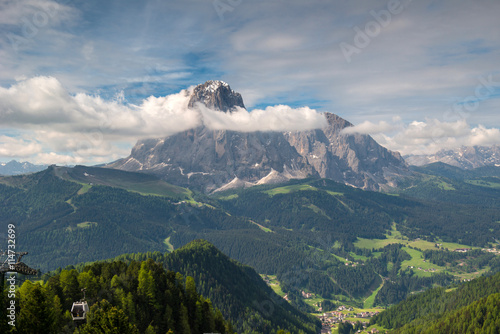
[284,113,407,190]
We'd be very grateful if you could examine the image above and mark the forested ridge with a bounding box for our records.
[216,177,500,247]
[371,272,500,331]
[400,163,500,208]
[107,240,321,334]
[1,256,232,333]
[394,293,500,333]
[216,178,409,243]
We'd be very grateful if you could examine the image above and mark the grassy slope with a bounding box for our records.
[59,165,192,199]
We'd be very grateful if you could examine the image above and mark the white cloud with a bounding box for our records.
[341,120,398,135]
[397,119,471,140]
[0,76,200,137]
[136,90,201,137]
[0,135,41,157]
[0,76,328,164]
[0,76,80,126]
[198,104,328,132]
[0,77,201,164]
[469,125,500,147]
[370,119,500,156]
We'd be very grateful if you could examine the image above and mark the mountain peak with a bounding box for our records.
[188,80,245,112]
[0,160,47,175]
[203,80,230,92]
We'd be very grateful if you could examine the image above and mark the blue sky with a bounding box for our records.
[0,0,499,164]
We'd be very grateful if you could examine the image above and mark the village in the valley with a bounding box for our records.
[262,274,386,334]
[315,304,382,334]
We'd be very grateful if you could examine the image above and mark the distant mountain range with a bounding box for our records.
[0,160,47,175]
[405,145,500,169]
[108,80,409,192]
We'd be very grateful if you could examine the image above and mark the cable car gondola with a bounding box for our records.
[71,288,89,321]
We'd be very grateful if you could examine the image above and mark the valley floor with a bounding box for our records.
[261,222,500,333]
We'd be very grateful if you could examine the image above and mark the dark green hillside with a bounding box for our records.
[214,178,413,242]
[0,167,81,227]
[395,293,500,333]
[395,163,500,207]
[0,166,261,271]
[216,177,500,247]
[371,272,500,331]
[164,240,321,334]
[110,240,322,333]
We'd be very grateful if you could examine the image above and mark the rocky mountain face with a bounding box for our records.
[0,160,47,175]
[284,113,408,190]
[405,146,500,169]
[188,80,245,112]
[109,81,409,192]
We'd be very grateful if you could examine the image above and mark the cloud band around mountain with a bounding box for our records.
[0,76,328,164]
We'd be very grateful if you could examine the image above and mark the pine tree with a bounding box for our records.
[77,299,139,334]
[59,269,81,309]
[138,262,156,306]
[17,282,56,334]
[179,303,191,334]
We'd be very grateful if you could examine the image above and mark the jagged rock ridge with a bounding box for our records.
[405,145,500,169]
[109,81,409,192]
[188,80,245,112]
